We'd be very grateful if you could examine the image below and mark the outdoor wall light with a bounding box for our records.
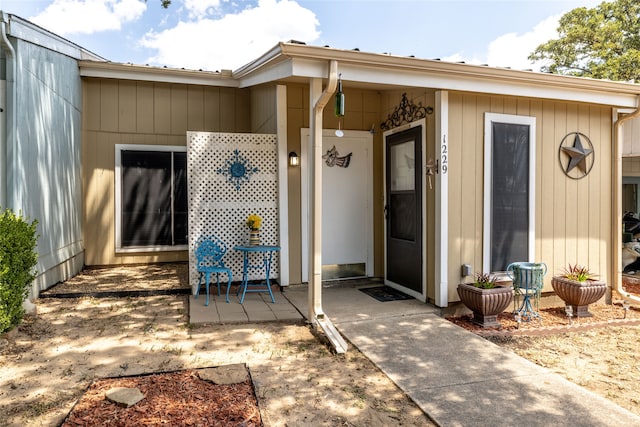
[288,151,299,167]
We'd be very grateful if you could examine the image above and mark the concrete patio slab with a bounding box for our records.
[188,289,303,324]
[283,283,438,323]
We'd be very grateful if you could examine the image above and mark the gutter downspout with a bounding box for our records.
[0,12,15,209]
[308,60,348,353]
[614,96,640,306]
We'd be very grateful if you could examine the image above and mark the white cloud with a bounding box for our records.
[184,0,223,19]
[140,0,320,71]
[30,0,147,35]
[440,53,484,65]
[443,15,560,71]
[485,15,560,71]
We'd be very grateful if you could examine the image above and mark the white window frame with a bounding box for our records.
[115,144,188,253]
[483,113,536,272]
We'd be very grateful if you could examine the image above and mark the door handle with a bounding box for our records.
[384,204,389,220]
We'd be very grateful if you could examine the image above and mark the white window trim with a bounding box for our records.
[483,113,536,272]
[115,144,187,253]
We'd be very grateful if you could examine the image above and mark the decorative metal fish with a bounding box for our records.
[323,145,352,168]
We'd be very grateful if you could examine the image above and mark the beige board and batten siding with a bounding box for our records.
[447,92,612,302]
[622,116,640,157]
[623,157,640,176]
[82,77,251,266]
[250,84,278,134]
[621,119,640,218]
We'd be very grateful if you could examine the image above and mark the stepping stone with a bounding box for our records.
[199,364,248,385]
[106,387,144,407]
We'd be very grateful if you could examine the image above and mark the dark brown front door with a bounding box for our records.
[385,126,422,293]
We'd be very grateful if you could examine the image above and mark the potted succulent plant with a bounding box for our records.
[457,273,513,328]
[551,264,607,317]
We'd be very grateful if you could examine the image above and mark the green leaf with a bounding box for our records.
[529,0,640,82]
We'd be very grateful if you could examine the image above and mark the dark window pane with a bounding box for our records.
[491,123,529,271]
[173,152,188,245]
[121,151,172,246]
[390,192,416,241]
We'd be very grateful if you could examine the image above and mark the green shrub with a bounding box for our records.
[0,208,38,334]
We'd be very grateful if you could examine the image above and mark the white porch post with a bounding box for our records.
[435,90,449,307]
[308,76,325,320]
[276,84,290,286]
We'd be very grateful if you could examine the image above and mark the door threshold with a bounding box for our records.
[321,277,383,288]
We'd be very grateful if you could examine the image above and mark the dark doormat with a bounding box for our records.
[359,285,414,302]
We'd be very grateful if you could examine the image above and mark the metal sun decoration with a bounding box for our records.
[217,149,259,191]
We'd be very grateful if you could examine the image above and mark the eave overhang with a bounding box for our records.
[235,42,640,109]
[79,60,239,87]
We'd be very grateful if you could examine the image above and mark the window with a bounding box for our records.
[623,177,640,215]
[483,114,536,272]
[115,145,187,252]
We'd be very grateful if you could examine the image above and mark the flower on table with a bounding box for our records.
[246,214,262,230]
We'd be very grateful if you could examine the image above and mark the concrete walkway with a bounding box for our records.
[188,282,640,425]
[283,284,640,427]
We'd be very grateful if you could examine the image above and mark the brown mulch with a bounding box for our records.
[447,279,640,337]
[623,278,640,295]
[447,301,640,337]
[62,369,261,427]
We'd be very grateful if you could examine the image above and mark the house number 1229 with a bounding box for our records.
[441,135,448,174]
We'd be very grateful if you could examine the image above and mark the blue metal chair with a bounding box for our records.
[195,236,233,305]
[506,262,547,321]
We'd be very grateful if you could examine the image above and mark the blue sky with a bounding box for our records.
[2,0,602,72]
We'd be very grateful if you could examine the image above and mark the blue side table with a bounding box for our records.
[233,245,280,304]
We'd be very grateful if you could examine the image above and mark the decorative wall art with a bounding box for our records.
[558,132,595,180]
[323,145,352,168]
[381,93,433,131]
[217,149,259,191]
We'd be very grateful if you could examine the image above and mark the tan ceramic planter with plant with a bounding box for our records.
[551,276,607,317]
[457,283,513,328]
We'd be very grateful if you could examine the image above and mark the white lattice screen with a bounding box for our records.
[187,132,279,293]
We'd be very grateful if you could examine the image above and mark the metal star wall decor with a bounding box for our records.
[558,132,594,180]
[217,149,259,191]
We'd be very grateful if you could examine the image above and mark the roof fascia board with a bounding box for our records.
[237,43,640,108]
[234,43,284,77]
[279,43,634,91]
[79,61,238,87]
[236,58,295,88]
[335,62,640,108]
[6,13,103,61]
[236,58,331,88]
